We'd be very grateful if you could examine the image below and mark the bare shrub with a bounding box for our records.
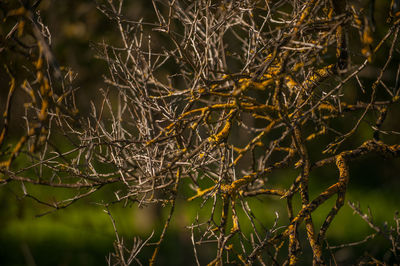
[1,0,400,265]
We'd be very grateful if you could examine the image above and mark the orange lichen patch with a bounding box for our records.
[294,159,303,168]
[165,121,177,131]
[263,53,274,62]
[252,78,275,90]
[362,23,373,45]
[56,90,72,104]
[293,0,317,34]
[0,129,6,147]
[351,6,363,27]
[237,254,247,265]
[288,224,299,265]
[306,126,326,141]
[234,76,276,96]
[361,47,372,62]
[231,213,239,233]
[38,99,49,121]
[36,71,43,83]
[292,62,304,72]
[190,122,198,130]
[243,188,285,197]
[233,146,244,153]
[285,75,298,90]
[313,65,334,80]
[335,25,344,56]
[274,147,294,153]
[269,65,283,76]
[35,53,43,70]
[208,109,236,144]
[208,91,231,97]
[301,64,334,91]
[0,136,27,169]
[229,173,256,193]
[239,102,277,112]
[198,87,206,94]
[361,21,373,62]
[180,103,236,119]
[145,138,157,146]
[190,173,259,203]
[208,120,231,143]
[42,78,51,94]
[251,113,273,122]
[233,79,252,96]
[187,186,215,201]
[336,154,349,184]
[318,102,336,112]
